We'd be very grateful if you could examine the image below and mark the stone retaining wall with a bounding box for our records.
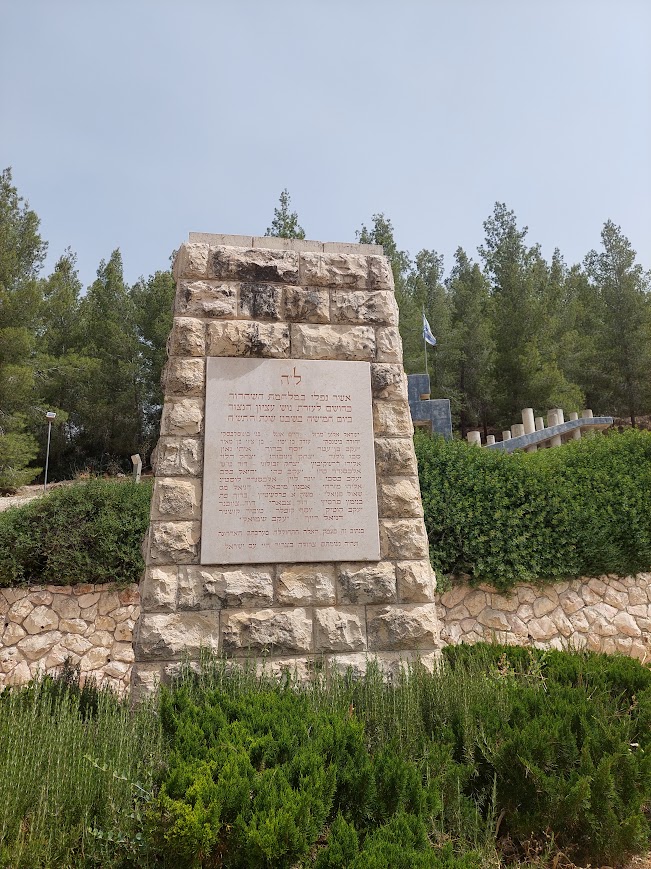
[437,573,651,661]
[0,584,140,694]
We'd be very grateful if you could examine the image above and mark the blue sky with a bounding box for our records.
[2,0,649,288]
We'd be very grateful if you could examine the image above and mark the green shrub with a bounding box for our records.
[0,478,151,586]
[0,429,41,493]
[415,429,651,589]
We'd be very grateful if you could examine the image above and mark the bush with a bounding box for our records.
[0,478,151,585]
[0,429,40,493]
[415,429,651,589]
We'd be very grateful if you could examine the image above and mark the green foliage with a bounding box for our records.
[416,429,651,589]
[0,478,151,586]
[265,188,306,239]
[0,426,40,492]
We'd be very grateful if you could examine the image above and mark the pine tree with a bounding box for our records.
[266,189,306,239]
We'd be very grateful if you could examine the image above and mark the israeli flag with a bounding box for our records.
[423,314,437,347]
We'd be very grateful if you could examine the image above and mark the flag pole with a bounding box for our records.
[422,306,429,377]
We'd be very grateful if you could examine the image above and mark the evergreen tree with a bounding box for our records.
[266,189,306,239]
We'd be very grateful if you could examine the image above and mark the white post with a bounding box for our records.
[511,423,525,438]
[535,417,544,431]
[131,454,142,483]
[522,408,537,452]
[467,431,481,446]
[547,410,562,447]
[581,409,594,437]
[43,411,56,493]
[569,411,581,440]
[555,408,565,424]
[502,430,512,441]
[486,434,495,445]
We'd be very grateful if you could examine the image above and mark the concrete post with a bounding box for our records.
[535,417,544,431]
[511,423,525,438]
[569,412,581,440]
[486,434,495,445]
[547,410,562,447]
[522,408,537,452]
[131,454,142,483]
[502,431,512,441]
[467,431,482,446]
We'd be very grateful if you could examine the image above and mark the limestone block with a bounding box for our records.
[160,399,204,436]
[51,595,81,619]
[111,642,135,663]
[22,606,58,635]
[254,236,320,251]
[137,612,220,660]
[527,617,557,642]
[77,592,100,608]
[439,584,467,610]
[283,287,329,323]
[291,324,375,361]
[379,519,429,560]
[533,596,557,618]
[629,640,649,661]
[581,586,602,605]
[506,614,529,637]
[30,590,53,606]
[374,438,418,477]
[112,605,136,623]
[604,587,628,610]
[378,477,423,519]
[59,618,87,634]
[517,586,537,604]
[397,561,435,603]
[163,357,205,397]
[149,521,200,564]
[103,660,131,679]
[275,564,336,606]
[81,605,98,620]
[591,618,618,637]
[2,588,29,605]
[629,604,648,617]
[206,321,290,358]
[373,401,413,437]
[130,663,165,701]
[2,622,26,645]
[516,603,534,623]
[550,608,574,638]
[7,661,31,686]
[614,612,642,637]
[176,280,237,318]
[178,566,274,609]
[72,584,94,596]
[477,609,510,631]
[155,437,203,477]
[370,364,408,401]
[152,477,201,521]
[209,246,299,284]
[62,634,92,655]
[314,607,366,652]
[44,644,75,668]
[367,604,439,651]
[141,566,178,612]
[588,577,607,594]
[96,615,116,631]
[173,243,209,279]
[367,255,394,290]
[299,252,368,289]
[89,631,114,648]
[221,608,313,655]
[8,598,33,622]
[98,591,120,616]
[17,631,63,661]
[337,562,397,605]
[168,317,206,357]
[586,602,618,622]
[489,593,519,613]
[447,604,470,621]
[560,590,583,615]
[80,647,110,671]
[462,590,486,618]
[629,586,649,606]
[331,291,398,326]
[375,327,403,363]
[238,282,283,320]
[114,622,133,642]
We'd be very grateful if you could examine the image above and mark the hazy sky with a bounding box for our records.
[2,0,650,288]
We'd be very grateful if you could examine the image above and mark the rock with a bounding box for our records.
[331,291,398,325]
[367,604,439,651]
[80,605,98,621]
[489,593,519,613]
[176,280,237,318]
[168,317,206,357]
[465,591,488,618]
[221,608,313,655]
[206,321,290,358]
[89,631,114,648]
[160,399,204,437]
[533,596,556,618]
[7,661,31,686]
[103,660,131,679]
[141,566,178,612]
[114,622,133,642]
[396,561,435,603]
[173,243,209,279]
[291,324,375,361]
[374,438,418,477]
[275,564,336,606]
[299,252,368,289]
[367,255,394,290]
[375,327,403,363]
[378,477,423,518]
[95,615,116,631]
[446,604,470,621]
[80,647,110,671]
[59,618,88,634]
[178,566,274,609]
[337,562,397,604]
[379,519,429,560]
[527,617,557,642]
[152,478,202,520]
[516,603,534,623]
[629,586,649,606]
[155,437,203,477]
[30,590,53,606]
[614,612,642,637]
[283,287,329,323]
[98,592,120,616]
[164,357,205,397]
[112,606,136,623]
[209,246,299,284]
[314,607,366,652]
[238,282,283,320]
[588,577,608,594]
[373,401,413,437]
[517,586,537,604]
[62,634,93,655]
[370,365,408,401]
[149,521,200,564]
[603,588,628,610]
[560,590,583,615]
[550,609,574,638]
[8,598,33,622]
[77,593,100,609]
[477,609,510,631]
[2,622,26,645]
[439,584,467,610]
[17,631,63,661]
[110,642,135,663]
[118,587,139,606]
[136,612,220,659]
[23,606,59,635]
[51,595,81,619]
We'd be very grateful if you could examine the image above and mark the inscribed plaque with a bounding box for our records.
[201,358,380,563]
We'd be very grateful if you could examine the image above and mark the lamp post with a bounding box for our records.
[44,411,56,493]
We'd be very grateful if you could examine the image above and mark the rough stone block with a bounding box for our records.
[291,324,375,360]
[367,255,394,290]
[209,246,299,284]
[23,606,59,635]
[168,317,206,357]
[397,561,435,603]
[367,604,439,651]
[379,519,429,560]
[331,291,398,326]
[152,478,202,520]
[160,399,204,436]
[614,611,642,637]
[371,364,408,401]
[178,566,274,610]
[275,564,336,606]
[373,401,413,437]
[314,607,366,652]
[299,252,369,289]
[176,280,237,318]
[238,282,284,320]
[149,521,200,564]
[375,327,403,363]
[221,608,313,655]
[374,438,418,476]
[283,287,330,323]
[140,566,178,612]
[17,631,63,661]
[154,437,203,477]
[173,243,209,280]
[130,663,165,702]
[136,612,220,660]
[477,609,510,631]
[206,321,290,357]
[8,597,33,622]
[378,477,423,518]
[337,562,397,604]
[51,594,81,619]
[163,357,205,397]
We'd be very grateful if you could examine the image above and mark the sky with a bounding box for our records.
[2,0,650,289]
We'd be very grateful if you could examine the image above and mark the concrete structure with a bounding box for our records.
[468,408,613,452]
[407,374,452,439]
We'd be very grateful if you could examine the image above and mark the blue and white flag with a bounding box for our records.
[423,314,437,347]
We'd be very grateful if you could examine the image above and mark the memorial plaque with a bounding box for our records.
[201,358,380,564]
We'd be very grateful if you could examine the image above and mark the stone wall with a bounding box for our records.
[0,584,139,694]
[132,234,440,696]
[437,573,651,661]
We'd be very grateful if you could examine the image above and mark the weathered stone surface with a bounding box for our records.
[96,615,116,631]
[152,478,202,520]
[275,565,336,606]
[533,596,556,618]
[178,566,274,610]
[238,282,283,320]
[375,327,403,363]
[337,563,396,604]
[51,595,80,619]
[23,606,59,634]
[439,584,467,610]
[149,521,201,564]
[210,246,299,284]
[283,287,329,323]
[114,622,133,642]
[160,399,204,436]
[528,617,558,642]
[173,243,209,279]
[62,633,93,655]
[176,280,237,318]
[367,604,439,651]
[370,364,408,401]
[614,612,642,637]
[141,566,178,612]
[168,317,205,357]
[77,592,100,608]
[8,598,33,622]
[332,291,398,326]
[163,357,205,397]
[137,612,220,659]
[374,438,418,476]
[98,591,120,615]
[465,591,488,617]
[604,587,628,609]
[629,586,648,606]
[397,561,435,603]
[373,401,413,437]
[206,321,290,357]
[299,252,369,289]
[221,608,313,654]
[155,437,203,477]
[17,631,63,661]
[367,255,394,290]
[291,324,375,360]
[314,607,366,652]
[378,477,423,518]
[30,590,53,606]
[80,647,110,671]
[89,630,114,648]
[447,604,470,621]
[2,622,26,645]
[560,590,583,615]
[477,609,510,631]
[59,618,87,634]
[379,519,429,560]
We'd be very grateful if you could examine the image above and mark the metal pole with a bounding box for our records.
[422,306,428,376]
[44,420,52,493]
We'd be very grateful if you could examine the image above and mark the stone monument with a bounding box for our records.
[132,234,440,696]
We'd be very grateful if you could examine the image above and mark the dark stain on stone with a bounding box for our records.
[239,282,281,320]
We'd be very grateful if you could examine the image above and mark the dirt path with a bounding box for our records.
[0,481,73,512]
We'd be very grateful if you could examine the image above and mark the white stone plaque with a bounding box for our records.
[201,358,380,564]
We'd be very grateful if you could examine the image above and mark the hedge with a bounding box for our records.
[0,479,151,586]
[415,429,651,591]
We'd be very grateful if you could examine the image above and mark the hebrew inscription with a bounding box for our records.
[202,358,380,563]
